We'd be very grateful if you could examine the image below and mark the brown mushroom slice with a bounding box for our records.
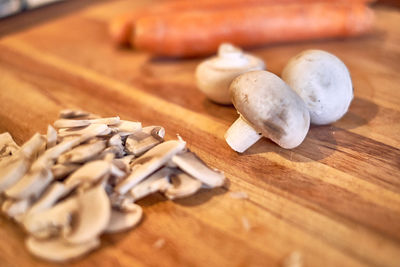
[105,205,142,234]
[20,133,46,160]
[54,117,120,129]
[171,151,225,188]
[116,140,186,194]
[129,167,172,201]
[28,182,71,215]
[64,160,110,189]
[23,196,79,238]
[58,123,108,138]
[52,163,81,180]
[5,168,53,199]
[65,185,111,244]
[164,171,202,200]
[125,126,165,157]
[58,140,106,164]
[59,109,90,119]
[46,125,58,149]
[26,236,100,262]
[110,120,142,135]
[0,157,30,193]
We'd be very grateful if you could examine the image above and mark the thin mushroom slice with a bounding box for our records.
[108,134,125,157]
[32,125,108,170]
[27,182,71,215]
[110,120,142,135]
[0,132,18,149]
[58,123,108,138]
[144,125,165,139]
[64,185,111,244]
[46,125,58,149]
[54,117,120,129]
[125,126,165,156]
[129,167,173,201]
[20,133,46,159]
[171,151,225,188]
[116,140,186,194]
[52,163,81,180]
[105,205,142,234]
[1,198,31,219]
[58,140,106,164]
[5,168,53,199]
[0,158,30,193]
[164,171,202,200]
[0,132,19,159]
[23,196,79,238]
[59,109,90,119]
[112,155,134,172]
[64,160,110,189]
[26,236,100,263]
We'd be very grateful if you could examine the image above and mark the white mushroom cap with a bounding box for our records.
[195,43,265,104]
[226,71,310,152]
[282,50,353,125]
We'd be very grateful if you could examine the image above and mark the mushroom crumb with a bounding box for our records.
[282,251,303,267]
[229,191,249,200]
[153,238,166,249]
[0,109,226,262]
[241,216,252,232]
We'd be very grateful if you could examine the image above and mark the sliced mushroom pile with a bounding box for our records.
[0,110,225,262]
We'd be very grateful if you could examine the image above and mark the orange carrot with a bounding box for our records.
[109,0,374,46]
[132,2,374,57]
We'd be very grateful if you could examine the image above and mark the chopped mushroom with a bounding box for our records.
[26,236,100,262]
[64,185,110,244]
[58,124,109,138]
[171,151,225,187]
[19,133,46,160]
[164,171,202,200]
[5,168,53,199]
[46,125,58,149]
[57,140,106,164]
[125,126,165,156]
[59,109,90,119]
[129,167,173,201]
[2,198,31,219]
[0,158,30,193]
[0,110,227,263]
[27,182,71,215]
[51,163,81,180]
[105,205,142,234]
[0,132,19,160]
[23,196,79,238]
[54,117,120,129]
[116,140,186,194]
[110,120,142,135]
[64,160,111,189]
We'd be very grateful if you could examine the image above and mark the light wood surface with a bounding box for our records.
[0,1,399,266]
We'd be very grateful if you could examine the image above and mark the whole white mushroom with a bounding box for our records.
[282,50,353,125]
[225,70,310,153]
[195,43,265,105]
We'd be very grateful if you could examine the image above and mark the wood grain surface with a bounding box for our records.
[0,1,399,266]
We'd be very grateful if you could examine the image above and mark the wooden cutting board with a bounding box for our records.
[0,1,399,266]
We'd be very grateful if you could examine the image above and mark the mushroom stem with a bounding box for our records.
[224,116,261,153]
